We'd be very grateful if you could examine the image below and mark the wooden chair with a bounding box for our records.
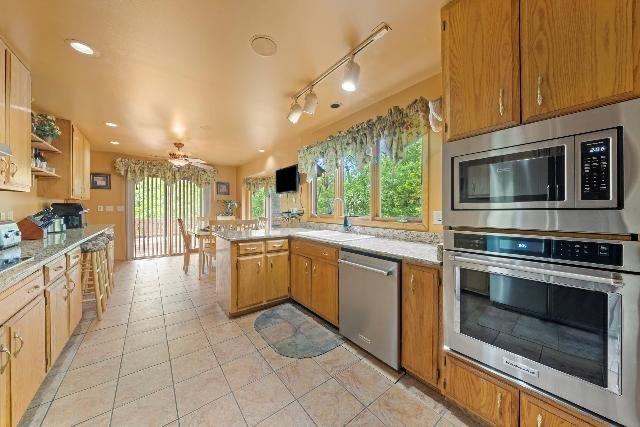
[199,219,236,278]
[177,219,198,274]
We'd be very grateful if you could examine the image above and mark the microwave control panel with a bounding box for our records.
[580,138,611,201]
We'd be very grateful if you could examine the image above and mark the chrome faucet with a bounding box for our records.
[334,198,352,232]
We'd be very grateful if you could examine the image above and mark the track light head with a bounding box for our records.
[341,58,360,92]
[303,90,318,115]
[287,100,303,124]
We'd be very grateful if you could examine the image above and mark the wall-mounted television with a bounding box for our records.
[275,164,299,193]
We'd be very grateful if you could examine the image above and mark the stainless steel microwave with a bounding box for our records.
[443,98,640,235]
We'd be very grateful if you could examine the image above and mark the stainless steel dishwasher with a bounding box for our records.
[339,249,400,369]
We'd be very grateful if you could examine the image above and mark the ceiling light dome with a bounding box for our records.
[250,35,278,57]
[341,58,360,92]
[67,39,98,56]
[303,90,318,115]
[287,100,303,124]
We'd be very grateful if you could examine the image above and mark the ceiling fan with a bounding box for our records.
[167,142,213,170]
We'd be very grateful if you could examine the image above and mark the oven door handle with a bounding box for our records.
[452,255,624,291]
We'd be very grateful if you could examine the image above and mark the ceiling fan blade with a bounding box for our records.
[168,158,188,167]
[191,162,214,170]
[187,158,206,164]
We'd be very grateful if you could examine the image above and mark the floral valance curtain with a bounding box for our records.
[297,96,443,181]
[243,176,275,192]
[114,158,218,186]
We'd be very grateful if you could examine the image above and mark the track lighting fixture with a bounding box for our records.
[303,89,318,115]
[341,58,360,92]
[287,99,303,124]
[286,22,391,124]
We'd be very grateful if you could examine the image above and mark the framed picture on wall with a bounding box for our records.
[216,181,230,196]
[90,173,111,189]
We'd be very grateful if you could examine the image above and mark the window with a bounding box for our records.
[342,153,371,217]
[379,138,423,220]
[314,158,336,215]
[250,188,266,219]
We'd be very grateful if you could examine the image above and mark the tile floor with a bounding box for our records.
[19,256,478,427]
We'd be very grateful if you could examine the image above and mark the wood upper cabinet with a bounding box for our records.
[444,355,519,427]
[236,255,265,310]
[67,264,82,334]
[46,277,69,369]
[82,135,91,199]
[6,296,46,427]
[265,252,289,302]
[0,41,6,187]
[442,0,520,141]
[521,0,640,122]
[291,253,311,307]
[3,50,31,191]
[71,124,84,199]
[401,263,440,388]
[310,259,338,326]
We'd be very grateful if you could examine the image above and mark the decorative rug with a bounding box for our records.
[254,303,343,358]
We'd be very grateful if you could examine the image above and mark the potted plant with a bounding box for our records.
[32,113,62,143]
[219,200,239,216]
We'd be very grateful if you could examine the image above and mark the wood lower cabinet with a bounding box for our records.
[521,0,640,122]
[291,254,311,307]
[520,392,604,427]
[236,255,265,310]
[67,264,83,334]
[6,296,46,427]
[310,259,338,325]
[444,354,519,427]
[442,0,520,141]
[265,252,289,302]
[45,277,68,368]
[401,263,441,388]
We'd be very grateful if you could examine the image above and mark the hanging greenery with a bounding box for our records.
[113,158,218,186]
[297,96,442,181]
[243,176,276,192]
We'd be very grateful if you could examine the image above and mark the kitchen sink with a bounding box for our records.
[296,230,373,243]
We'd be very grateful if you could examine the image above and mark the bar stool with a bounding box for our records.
[80,239,108,320]
[102,231,116,290]
[95,235,113,297]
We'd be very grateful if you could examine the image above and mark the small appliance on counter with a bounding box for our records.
[0,245,31,274]
[51,203,89,229]
[46,217,66,234]
[16,207,56,240]
[0,221,22,249]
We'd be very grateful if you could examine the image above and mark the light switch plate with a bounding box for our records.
[97,205,104,212]
[105,205,114,212]
[116,205,125,212]
[7,211,13,221]
[432,210,443,225]
[0,212,5,221]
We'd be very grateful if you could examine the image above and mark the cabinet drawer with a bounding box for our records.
[237,241,264,256]
[0,271,44,325]
[44,256,66,284]
[444,354,518,427]
[66,247,82,269]
[291,239,338,262]
[266,239,288,252]
[520,392,603,427]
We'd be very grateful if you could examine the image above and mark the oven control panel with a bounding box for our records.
[580,138,611,201]
[552,240,622,266]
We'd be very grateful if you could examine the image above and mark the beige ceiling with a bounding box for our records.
[0,0,445,166]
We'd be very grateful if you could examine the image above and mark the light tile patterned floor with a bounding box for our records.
[19,256,478,427]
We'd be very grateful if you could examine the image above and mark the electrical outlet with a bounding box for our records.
[432,210,443,225]
[105,205,114,212]
[6,211,13,221]
[116,205,125,212]
[97,205,104,212]
[0,212,5,221]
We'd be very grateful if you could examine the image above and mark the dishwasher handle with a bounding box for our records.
[339,259,394,276]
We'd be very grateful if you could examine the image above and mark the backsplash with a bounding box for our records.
[289,221,443,245]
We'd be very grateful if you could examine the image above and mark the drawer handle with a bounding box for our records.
[13,333,24,356]
[245,247,257,251]
[272,243,283,248]
[304,262,308,272]
[71,254,80,260]
[498,88,505,116]
[257,262,261,272]
[537,414,543,427]
[496,393,502,415]
[321,252,328,256]
[65,278,77,295]
[27,285,41,294]
[270,260,274,270]
[410,274,415,293]
[54,266,64,272]
[0,345,11,373]
[313,265,316,273]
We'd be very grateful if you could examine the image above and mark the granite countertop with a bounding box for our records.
[0,224,115,292]
[212,227,442,266]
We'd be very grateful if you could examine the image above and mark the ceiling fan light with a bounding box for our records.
[341,58,360,92]
[303,90,318,115]
[287,101,303,124]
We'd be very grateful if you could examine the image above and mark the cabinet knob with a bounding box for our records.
[536,413,543,427]
[9,162,17,177]
[537,75,544,106]
[498,88,505,116]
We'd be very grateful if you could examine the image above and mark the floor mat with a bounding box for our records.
[254,303,343,358]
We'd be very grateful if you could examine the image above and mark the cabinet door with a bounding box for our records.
[0,327,10,427]
[82,136,90,200]
[46,277,69,368]
[7,296,46,426]
[444,355,519,427]
[401,264,440,387]
[0,43,7,188]
[67,265,83,334]
[442,0,520,141]
[521,0,638,122]
[265,252,289,302]
[310,260,338,326]
[71,125,84,199]
[291,254,311,307]
[6,51,31,191]
[236,255,264,310]
[521,392,601,427]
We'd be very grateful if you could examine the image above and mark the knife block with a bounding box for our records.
[17,218,47,240]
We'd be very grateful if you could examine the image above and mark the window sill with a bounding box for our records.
[307,216,430,232]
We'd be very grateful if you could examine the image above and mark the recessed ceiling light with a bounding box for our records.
[330,102,342,109]
[109,141,120,145]
[67,39,98,56]
[258,149,265,153]
[250,35,277,57]
[105,122,118,128]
